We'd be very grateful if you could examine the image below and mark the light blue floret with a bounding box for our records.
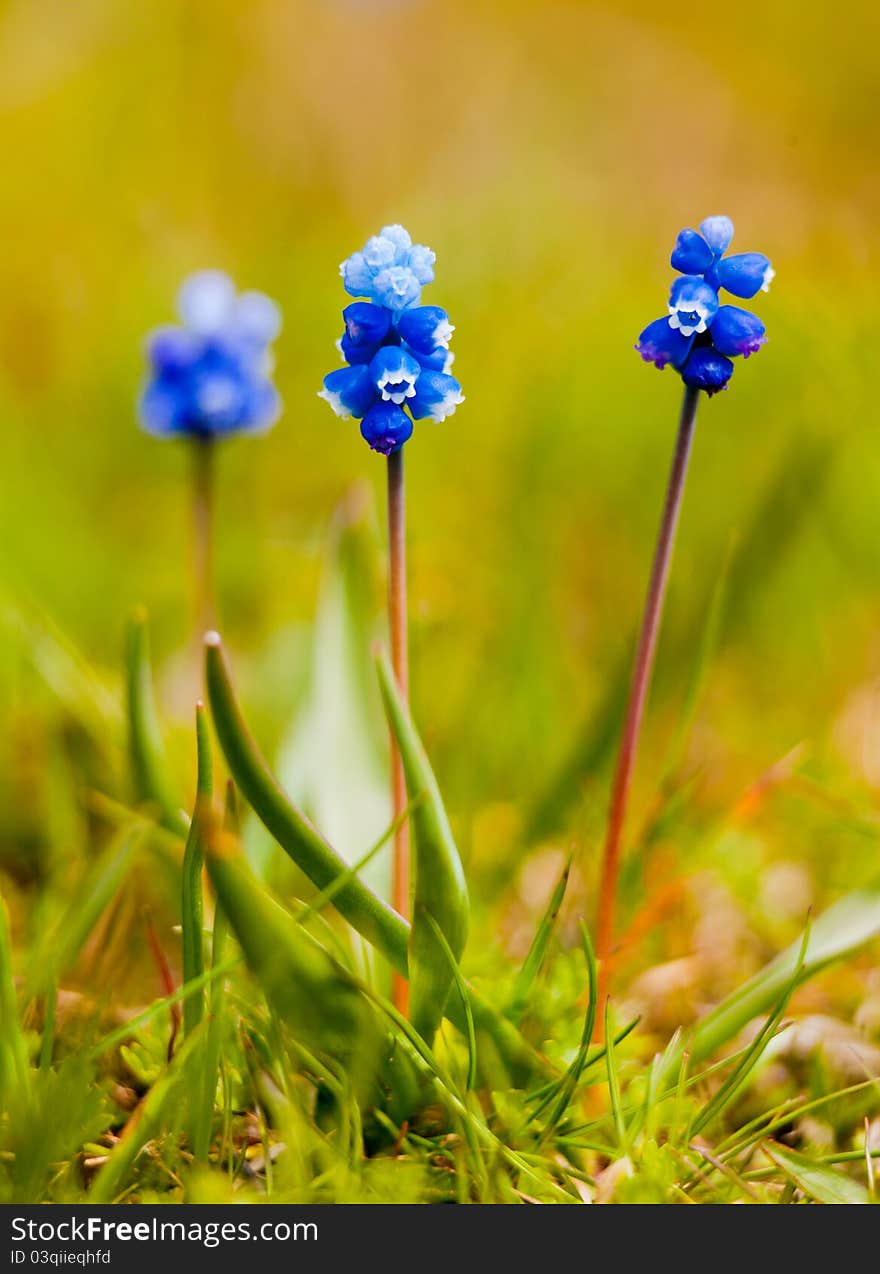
[339,225,437,312]
[699,215,735,256]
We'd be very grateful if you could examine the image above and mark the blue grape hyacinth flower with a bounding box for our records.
[321,226,463,454]
[140,270,281,438]
[637,216,772,395]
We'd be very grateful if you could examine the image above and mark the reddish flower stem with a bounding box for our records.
[387,447,410,1015]
[595,384,700,1008]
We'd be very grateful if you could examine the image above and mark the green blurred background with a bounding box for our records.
[2,0,879,976]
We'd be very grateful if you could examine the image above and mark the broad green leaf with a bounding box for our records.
[205,630,407,964]
[763,1142,871,1205]
[376,649,468,1045]
[274,490,391,897]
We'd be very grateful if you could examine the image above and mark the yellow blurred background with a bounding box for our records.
[1,0,879,933]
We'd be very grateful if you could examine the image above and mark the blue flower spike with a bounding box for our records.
[140,270,281,437]
[322,226,463,452]
[637,215,772,395]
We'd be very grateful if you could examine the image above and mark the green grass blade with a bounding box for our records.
[181,704,213,1036]
[0,893,30,1100]
[762,1142,871,1205]
[191,778,238,1160]
[376,648,469,1044]
[425,912,477,1091]
[87,956,239,1062]
[661,537,734,785]
[604,996,627,1150]
[28,827,140,996]
[294,799,419,930]
[689,926,809,1138]
[525,652,631,843]
[533,921,599,1140]
[125,609,186,837]
[507,857,571,1023]
[191,902,230,1163]
[657,890,880,1088]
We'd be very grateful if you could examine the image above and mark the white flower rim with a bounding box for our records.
[427,388,465,423]
[317,387,351,420]
[433,318,455,349]
[377,369,417,405]
[668,303,711,338]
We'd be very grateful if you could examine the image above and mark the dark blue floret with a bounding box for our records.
[670,229,715,276]
[396,306,453,357]
[715,253,775,300]
[360,402,413,455]
[636,318,694,370]
[343,302,393,352]
[680,346,734,395]
[711,306,767,358]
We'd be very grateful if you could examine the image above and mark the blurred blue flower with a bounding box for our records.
[637,215,772,393]
[140,270,281,438]
[323,225,463,452]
